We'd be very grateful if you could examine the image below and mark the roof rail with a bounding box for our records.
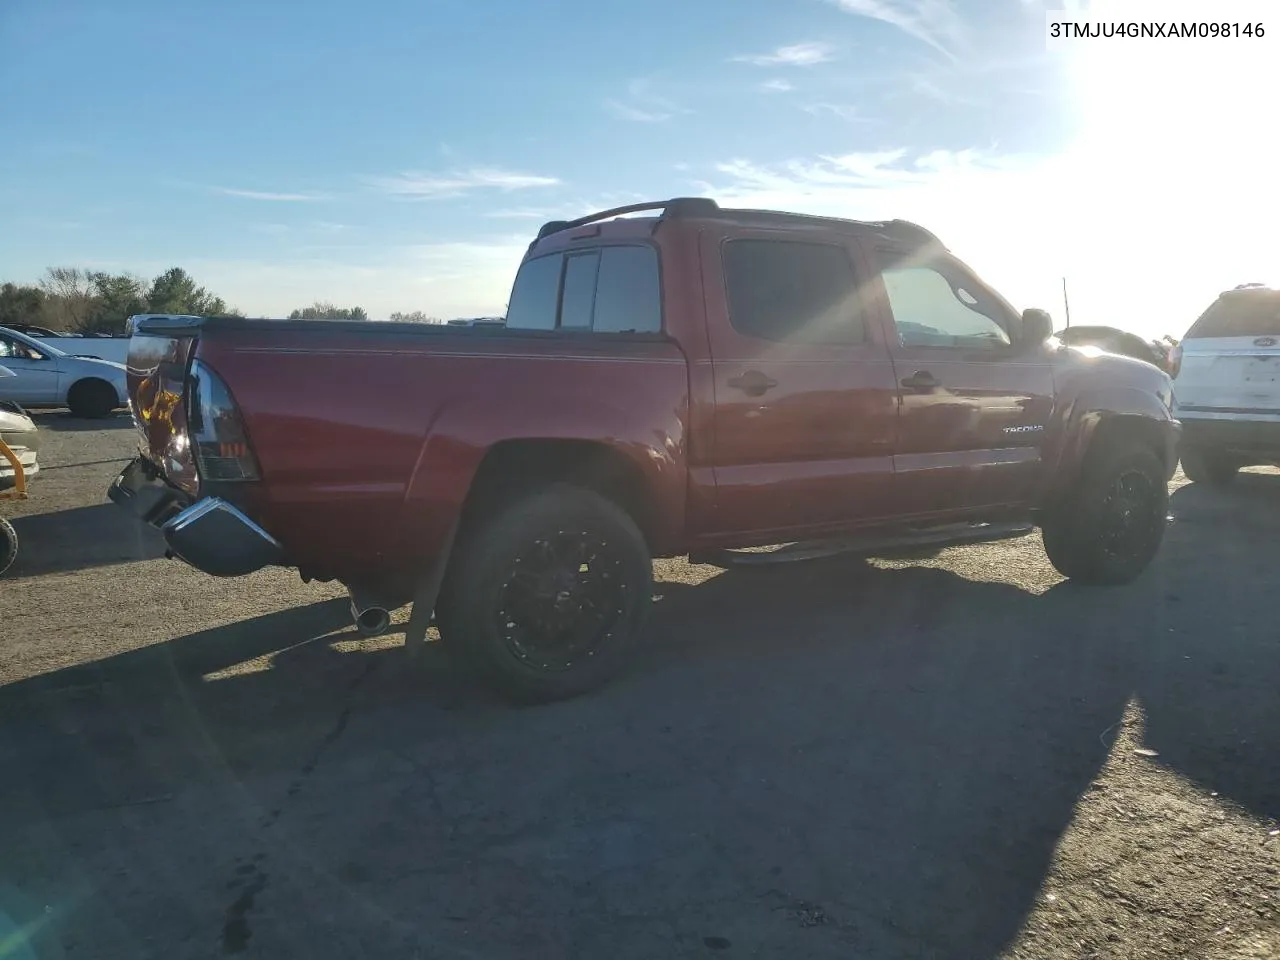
[527,199,945,253]
[534,197,720,242]
[713,207,941,247]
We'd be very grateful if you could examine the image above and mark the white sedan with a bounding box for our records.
[0,326,128,418]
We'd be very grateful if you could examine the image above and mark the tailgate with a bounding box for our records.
[1176,336,1280,417]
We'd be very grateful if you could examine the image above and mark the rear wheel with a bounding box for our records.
[1179,445,1240,486]
[66,379,118,419]
[0,517,17,576]
[436,484,653,704]
[1040,441,1168,585]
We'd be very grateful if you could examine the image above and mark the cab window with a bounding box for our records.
[506,246,661,333]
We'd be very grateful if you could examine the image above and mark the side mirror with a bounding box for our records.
[1021,308,1053,345]
[0,364,14,379]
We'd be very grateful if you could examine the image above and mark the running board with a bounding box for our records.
[689,521,1035,569]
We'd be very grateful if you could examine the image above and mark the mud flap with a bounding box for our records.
[403,519,459,654]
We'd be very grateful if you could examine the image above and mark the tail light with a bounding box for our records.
[1168,342,1182,379]
[131,333,199,494]
[185,360,260,482]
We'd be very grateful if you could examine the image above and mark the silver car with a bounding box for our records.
[0,325,128,418]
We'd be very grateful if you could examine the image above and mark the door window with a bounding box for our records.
[881,264,1011,349]
[0,335,43,361]
[723,239,865,343]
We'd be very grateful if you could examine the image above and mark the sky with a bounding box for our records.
[1,0,1277,337]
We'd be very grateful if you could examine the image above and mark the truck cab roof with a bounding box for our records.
[526,197,945,257]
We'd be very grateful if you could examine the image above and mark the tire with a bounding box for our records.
[1179,445,1239,486]
[0,517,17,577]
[1040,441,1168,585]
[66,379,119,419]
[436,483,653,704]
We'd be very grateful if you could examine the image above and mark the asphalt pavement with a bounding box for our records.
[1,412,1277,959]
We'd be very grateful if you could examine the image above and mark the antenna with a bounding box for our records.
[1062,277,1072,329]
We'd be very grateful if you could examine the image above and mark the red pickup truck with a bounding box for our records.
[110,198,1179,702]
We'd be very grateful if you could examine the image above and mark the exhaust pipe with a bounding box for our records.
[346,583,408,638]
[352,603,391,637]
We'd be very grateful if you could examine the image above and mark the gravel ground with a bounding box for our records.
[1,412,1278,959]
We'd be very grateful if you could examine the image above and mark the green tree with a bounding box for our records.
[288,301,368,321]
[0,283,47,329]
[83,272,149,334]
[146,267,229,316]
[389,310,441,323]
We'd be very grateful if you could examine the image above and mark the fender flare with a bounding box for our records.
[395,389,686,562]
[1043,385,1176,499]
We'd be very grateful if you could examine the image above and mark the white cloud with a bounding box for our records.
[801,103,870,122]
[605,78,688,122]
[907,73,974,105]
[604,100,672,122]
[761,78,795,92]
[215,187,330,202]
[483,207,562,220]
[734,42,835,67]
[365,167,560,200]
[828,0,964,60]
[484,194,646,222]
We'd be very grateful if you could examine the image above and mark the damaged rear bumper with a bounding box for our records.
[108,457,282,577]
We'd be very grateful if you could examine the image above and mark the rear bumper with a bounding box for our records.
[108,457,283,577]
[1178,416,1280,463]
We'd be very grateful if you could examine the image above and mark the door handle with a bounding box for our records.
[900,371,939,391]
[727,370,778,397]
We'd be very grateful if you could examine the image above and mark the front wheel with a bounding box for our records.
[66,379,119,419]
[0,517,17,576]
[436,484,653,704]
[1040,443,1168,585]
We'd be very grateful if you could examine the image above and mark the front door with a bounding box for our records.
[0,333,60,404]
[867,247,1055,517]
[699,227,900,539]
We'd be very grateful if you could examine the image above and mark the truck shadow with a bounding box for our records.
[5,503,166,577]
[0,507,1274,957]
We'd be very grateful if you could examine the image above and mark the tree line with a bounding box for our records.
[0,267,441,335]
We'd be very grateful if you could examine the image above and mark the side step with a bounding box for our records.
[689,521,1035,569]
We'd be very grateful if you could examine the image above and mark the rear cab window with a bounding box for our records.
[506,245,662,334]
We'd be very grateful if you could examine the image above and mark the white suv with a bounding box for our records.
[1171,284,1280,484]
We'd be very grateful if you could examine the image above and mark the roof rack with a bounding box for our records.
[534,197,720,242]
[717,207,942,248]
[529,198,944,251]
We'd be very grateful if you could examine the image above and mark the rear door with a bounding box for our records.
[867,246,1056,516]
[1174,290,1280,419]
[0,332,61,404]
[699,227,899,538]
